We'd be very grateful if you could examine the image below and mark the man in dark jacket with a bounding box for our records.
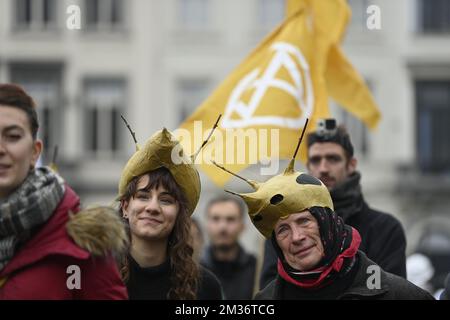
[201,196,257,299]
[260,120,407,289]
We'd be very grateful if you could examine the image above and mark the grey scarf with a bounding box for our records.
[0,167,65,271]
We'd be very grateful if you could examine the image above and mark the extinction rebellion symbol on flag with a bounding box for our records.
[222,42,314,129]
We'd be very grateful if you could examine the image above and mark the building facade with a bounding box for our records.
[1,0,449,259]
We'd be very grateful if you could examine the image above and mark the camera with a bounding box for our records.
[316,118,337,138]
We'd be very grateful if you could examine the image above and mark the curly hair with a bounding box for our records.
[119,167,199,299]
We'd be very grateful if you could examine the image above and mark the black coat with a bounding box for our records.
[346,202,406,276]
[260,200,407,289]
[201,245,257,300]
[255,252,434,300]
[127,255,223,300]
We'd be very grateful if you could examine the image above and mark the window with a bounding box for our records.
[330,102,369,158]
[178,0,209,30]
[419,0,450,33]
[329,80,374,158]
[85,0,125,31]
[336,109,369,158]
[258,0,285,30]
[177,79,210,123]
[9,64,62,161]
[14,0,57,31]
[347,0,369,32]
[416,81,450,172]
[83,79,126,157]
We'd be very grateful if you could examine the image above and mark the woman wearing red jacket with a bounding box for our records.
[0,83,128,299]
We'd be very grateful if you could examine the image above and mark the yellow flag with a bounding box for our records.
[178,6,324,186]
[288,0,381,128]
[179,0,380,186]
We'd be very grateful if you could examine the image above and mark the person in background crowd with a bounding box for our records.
[201,196,257,299]
[406,253,435,294]
[190,217,204,263]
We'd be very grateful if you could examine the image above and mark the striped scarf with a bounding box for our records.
[0,167,65,272]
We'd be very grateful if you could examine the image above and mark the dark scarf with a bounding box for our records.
[330,171,364,221]
[272,206,361,289]
[0,167,65,271]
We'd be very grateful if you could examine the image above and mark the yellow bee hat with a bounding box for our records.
[213,120,333,238]
[118,116,221,216]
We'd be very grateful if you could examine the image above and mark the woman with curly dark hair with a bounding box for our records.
[117,128,222,300]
